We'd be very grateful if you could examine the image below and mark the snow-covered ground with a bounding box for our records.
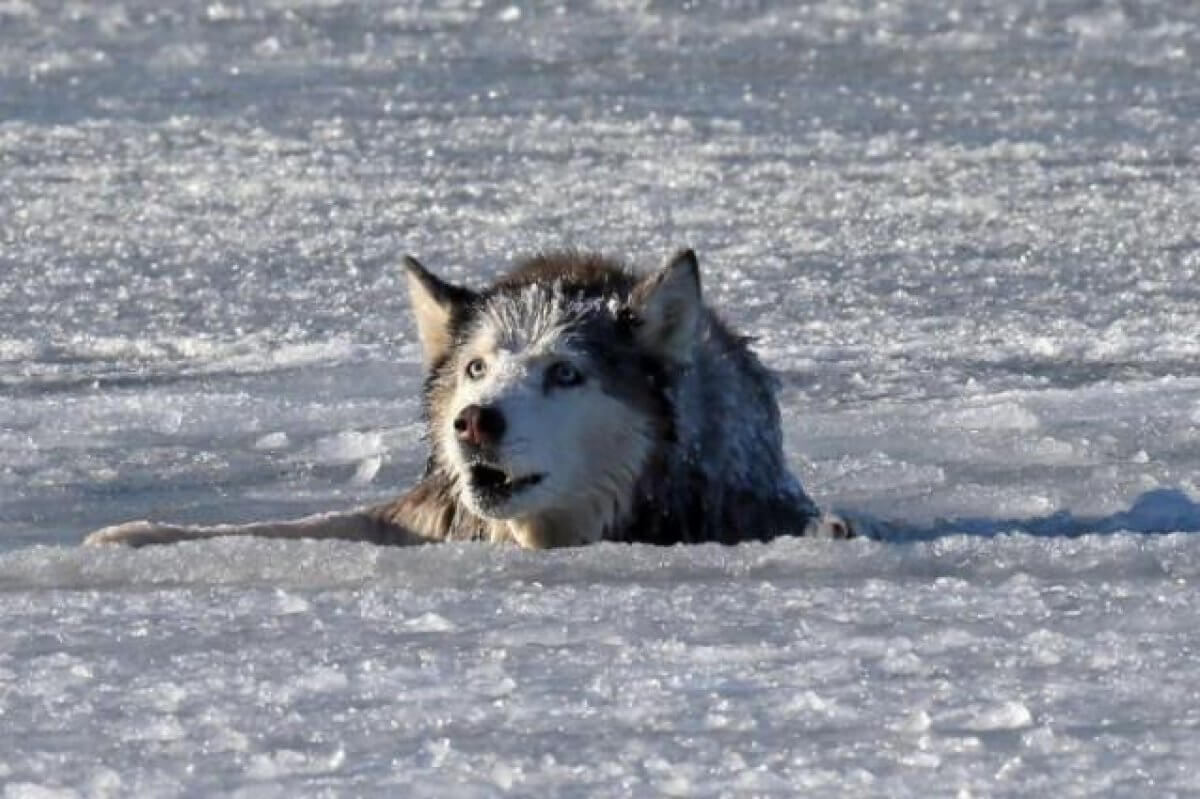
[2,0,1200,795]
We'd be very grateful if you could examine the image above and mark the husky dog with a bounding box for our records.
[85,249,850,549]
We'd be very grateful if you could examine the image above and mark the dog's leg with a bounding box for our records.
[82,474,472,549]
[804,512,857,540]
[82,509,437,548]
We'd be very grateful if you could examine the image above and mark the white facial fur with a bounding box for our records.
[438,293,653,546]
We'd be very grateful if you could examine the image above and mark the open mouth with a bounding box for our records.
[468,464,544,504]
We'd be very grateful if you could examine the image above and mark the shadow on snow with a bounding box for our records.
[849,488,1200,542]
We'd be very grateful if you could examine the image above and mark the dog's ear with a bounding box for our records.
[630,248,703,364]
[403,256,476,366]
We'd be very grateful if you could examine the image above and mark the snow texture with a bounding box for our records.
[2,0,1200,795]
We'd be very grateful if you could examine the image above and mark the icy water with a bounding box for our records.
[2,0,1200,795]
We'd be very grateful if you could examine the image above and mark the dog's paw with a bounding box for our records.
[83,520,167,548]
[805,512,856,540]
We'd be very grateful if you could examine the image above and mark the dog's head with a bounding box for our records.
[404,250,703,547]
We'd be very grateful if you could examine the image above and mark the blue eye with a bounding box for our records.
[465,358,487,380]
[547,361,584,388]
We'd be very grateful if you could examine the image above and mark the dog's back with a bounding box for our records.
[626,303,819,544]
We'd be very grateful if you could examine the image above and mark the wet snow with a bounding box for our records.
[3,0,1200,795]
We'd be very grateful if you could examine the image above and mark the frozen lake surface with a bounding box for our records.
[2,0,1200,795]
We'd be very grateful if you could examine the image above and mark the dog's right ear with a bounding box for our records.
[403,256,476,367]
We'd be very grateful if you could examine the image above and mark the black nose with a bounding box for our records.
[454,404,506,448]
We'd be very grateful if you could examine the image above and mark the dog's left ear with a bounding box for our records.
[631,248,703,364]
[403,256,476,367]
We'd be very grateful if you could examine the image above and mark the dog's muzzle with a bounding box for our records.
[467,463,545,510]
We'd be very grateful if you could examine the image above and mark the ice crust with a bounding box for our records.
[3,0,1200,795]
[3,534,1200,796]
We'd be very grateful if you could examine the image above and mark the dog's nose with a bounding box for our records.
[454,404,506,447]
